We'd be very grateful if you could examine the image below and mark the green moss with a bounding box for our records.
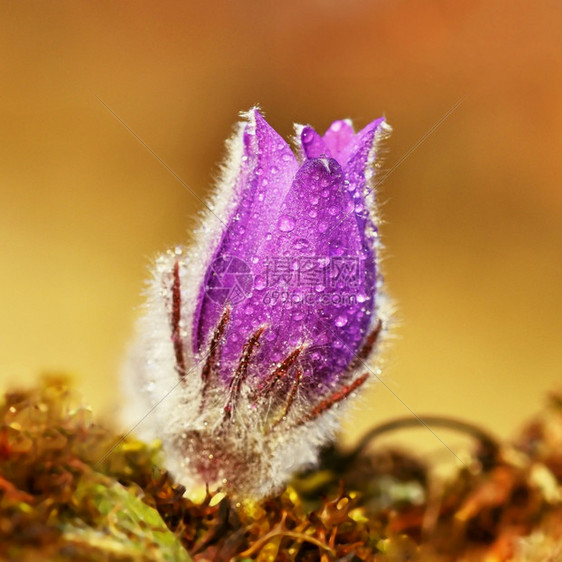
[0,377,189,561]
[1,376,561,561]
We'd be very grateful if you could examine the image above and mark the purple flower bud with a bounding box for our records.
[123,108,392,499]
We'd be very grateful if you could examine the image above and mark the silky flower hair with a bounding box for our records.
[122,108,392,499]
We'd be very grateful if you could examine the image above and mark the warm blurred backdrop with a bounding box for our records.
[1,2,561,451]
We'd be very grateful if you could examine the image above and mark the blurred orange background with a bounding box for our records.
[1,2,561,450]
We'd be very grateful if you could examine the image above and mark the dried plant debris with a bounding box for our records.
[0,377,561,561]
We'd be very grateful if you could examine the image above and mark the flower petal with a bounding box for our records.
[343,117,387,214]
[210,157,374,390]
[300,126,332,159]
[193,110,299,354]
[340,118,390,313]
[322,119,355,163]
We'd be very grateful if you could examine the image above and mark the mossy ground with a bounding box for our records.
[0,377,561,561]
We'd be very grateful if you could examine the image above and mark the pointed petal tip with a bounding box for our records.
[322,119,355,162]
[378,118,393,137]
[300,125,332,160]
[326,118,355,135]
[240,105,262,119]
[360,116,392,138]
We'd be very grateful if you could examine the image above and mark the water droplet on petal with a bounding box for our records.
[335,315,348,327]
[254,276,266,290]
[309,209,318,218]
[293,310,305,321]
[329,244,344,257]
[278,215,296,232]
[293,238,309,250]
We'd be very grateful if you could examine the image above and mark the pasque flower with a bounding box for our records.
[123,108,392,498]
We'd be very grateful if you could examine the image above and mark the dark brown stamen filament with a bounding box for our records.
[224,326,265,420]
[298,373,369,426]
[347,319,382,372]
[201,308,231,384]
[199,307,231,410]
[270,368,302,431]
[260,347,303,397]
[170,261,187,378]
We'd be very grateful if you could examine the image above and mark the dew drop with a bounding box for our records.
[278,215,296,232]
[318,221,328,233]
[329,244,344,257]
[309,209,318,218]
[254,275,267,290]
[293,310,305,321]
[293,238,309,250]
[335,315,348,327]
